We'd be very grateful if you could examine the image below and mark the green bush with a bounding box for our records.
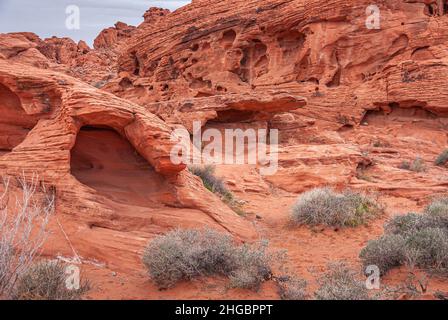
[359,234,406,275]
[435,150,448,166]
[14,261,89,300]
[291,188,382,228]
[314,263,370,300]
[189,165,233,201]
[360,197,448,275]
[189,165,247,215]
[143,229,272,290]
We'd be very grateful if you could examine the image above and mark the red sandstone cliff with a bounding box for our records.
[1,0,448,299]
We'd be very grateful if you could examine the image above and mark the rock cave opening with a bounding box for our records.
[221,29,237,47]
[202,109,272,158]
[70,126,171,207]
[211,109,259,124]
[361,102,439,126]
[0,83,41,155]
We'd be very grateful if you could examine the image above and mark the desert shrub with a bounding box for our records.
[384,213,428,235]
[384,199,448,236]
[276,276,308,300]
[425,197,448,215]
[360,197,448,275]
[405,228,448,271]
[14,261,89,300]
[435,150,448,166]
[424,198,448,228]
[314,263,370,300]
[0,174,55,298]
[143,229,272,290]
[399,161,411,170]
[291,188,382,228]
[228,242,272,290]
[359,234,406,275]
[142,229,235,288]
[228,269,263,291]
[189,165,233,201]
[399,157,426,172]
[189,165,247,215]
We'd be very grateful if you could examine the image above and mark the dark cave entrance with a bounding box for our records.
[70,126,171,206]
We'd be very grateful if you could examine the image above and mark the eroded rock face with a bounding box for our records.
[94,22,137,50]
[0,32,118,87]
[143,91,306,131]
[0,59,257,271]
[101,0,448,125]
[142,7,170,25]
[1,0,448,299]
[90,0,448,205]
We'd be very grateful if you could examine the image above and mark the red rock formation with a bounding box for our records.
[93,22,136,50]
[103,0,447,122]
[142,7,170,25]
[0,58,258,272]
[1,0,448,299]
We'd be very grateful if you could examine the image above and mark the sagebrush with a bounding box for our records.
[14,260,89,300]
[314,262,370,300]
[435,150,448,166]
[399,157,426,172]
[291,188,382,228]
[143,229,273,290]
[360,197,448,275]
[276,276,308,300]
[189,165,246,215]
[189,165,233,201]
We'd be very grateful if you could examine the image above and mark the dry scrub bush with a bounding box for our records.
[435,150,448,166]
[314,262,370,300]
[291,188,382,228]
[228,241,273,290]
[360,198,448,275]
[189,165,233,201]
[142,229,273,290]
[276,276,308,300]
[399,157,426,172]
[359,234,406,275]
[14,260,89,300]
[405,228,448,270]
[189,165,247,215]
[384,213,429,235]
[0,174,55,298]
[425,198,448,227]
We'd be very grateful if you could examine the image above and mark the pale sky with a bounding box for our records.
[0,0,191,46]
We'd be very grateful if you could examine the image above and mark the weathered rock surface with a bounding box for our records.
[1,0,448,299]
[100,0,447,127]
[0,59,257,272]
[93,22,136,50]
[143,91,306,131]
